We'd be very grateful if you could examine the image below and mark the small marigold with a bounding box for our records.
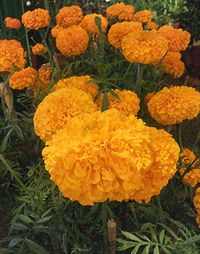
[161,52,185,78]
[22,8,50,30]
[36,63,52,90]
[0,40,26,72]
[4,17,21,29]
[96,89,140,116]
[108,21,143,49]
[80,14,108,35]
[42,109,180,205]
[158,25,191,52]
[147,21,159,30]
[9,67,38,90]
[147,86,200,125]
[32,43,48,55]
[56,25,89,57]
[53,75,98,97]
[106,3,135,21]
[133,10,153,24]
[34,88,97,142]
[193,187,200,228]
[118,5,135,21]
[56,5,83,28]
[183,169,200,187]
[180,148,196,165]
[122,30,168,64]
[51,25,66,38]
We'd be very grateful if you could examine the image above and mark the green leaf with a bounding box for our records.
[116,240,138,251]
[182,235,200,245]
[101,91,109,112]
[8,238,23,248]
[25,239,49,254]
[153,245,160,254]
[159,230,165,244]
[12,223,28,231]
[142,245,150,254]
[131,245,141,254]
[121,231,141,242]
[37,216,52,224]
[18,215,34,224]
[109,89,120,100]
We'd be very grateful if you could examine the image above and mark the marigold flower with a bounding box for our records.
[118,5,135,21]
[122,30,168,64]
[34,88,97,142]
[42,109,180,205]
[36,63,52,90]
[53,75,98,97]
[193,187,200,228]
[161,52,185,78]
[4,17,21,29]
[183,169,200,187]
[144,92,155,105]
[51,25,66,38]
[106,3,135,21]
[22,8,50,30]
[158,25,191,52]
[56,25,89,57]
[180,148,196,165]
[133,10,153,24]
[81,14,108,35]
[108,21,143,49]
[147,21,159,30]
[56,5,83,28]
[96,89,140,115]
[147,86,200,125]
[9,67,38,90]
[0,40,26,72]
[32,43,48,55]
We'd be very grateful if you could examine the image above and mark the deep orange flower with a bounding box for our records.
[32,43,48,55]
[36,63,52,90]
[147,21,159,30]
[4,17,21,29]
[106,3,135,21]
[133,10,153,24]
[81,14,108,35]
[193,187,200,228]
[183,169,200,187]
[51,25,66,38]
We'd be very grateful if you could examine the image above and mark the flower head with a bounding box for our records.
[56,5,83,28]
[36,63,52,90]
[106,3,135,21]
[193,187,200,228]
[0,40,26,72]
[34,88,97,142]
[5,17,21,29]
[32,43,48,55]
[56,25,89,57]
[22,8,50,30]
[133,10,153,24]
[147,86,200,125]
[183,169,200,187]
[51,25,66,38]
[81,14,108,35]
[147,21,159,30]
[42,109,180,205]
[180,148,196,165]
[9,67,38,90]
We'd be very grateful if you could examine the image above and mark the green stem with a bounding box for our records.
[128,203,139,229]
[102,202,108,253]
[136,64,144,96]
[177,124,183,149]
[156,196,164,219]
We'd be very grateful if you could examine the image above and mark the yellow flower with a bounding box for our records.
[22,8,50,30]
[0,40,26,72]
[56,25,89,57]
[122,30,168,64]
[108,21,143,49]
[158,25,191,52]
[147,86,200,125]
[80,14,108,35]
[42,109,180,205]
[53,75,98,97]
[106,3,135,21]
[56,5,83,28]
[9,67,38,90]
[133,10,153,24]
[96,89,140,116]
[161,52,185,78]
[146,21,159,30]
[183,169,200,187]
[193,187,200,228]
[33,88,97,142]
[32,43,48,55]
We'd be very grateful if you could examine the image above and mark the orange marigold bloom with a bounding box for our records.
[9,67,38,90]
[51,25,66,38]
[81,14,108,35]
[22,8,50,30]
[161,52,185,78]
[118,5,135,21]
[144,92,155,105]
[106,3,135,21]
[147,21,159,30]
[147,86,200,125]
[56,25,89,57]
[122,30,168,64]
[42,109,180,205]
[108,21,143,49]
[34,88,97,142]
[193,187,200,228]
[56,5,83,28]
[180,148,196,165]
[96,89,140,116]
[53,75,98,97]
[32,43,48,55]
[183,169,200,187]
[4,17,21,29]
[36,63,52,90]
[133,10,153,24]
[158,25,190,52]
[0,40,26,72]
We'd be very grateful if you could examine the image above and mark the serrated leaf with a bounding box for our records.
[18,215,34,224]
[116,240,138,251]
[121,231,141,242]
[25,239,49,254]
[101,92,109,111]
[8,238,23,248]
[153,245,160,254]
[182,235,200,245]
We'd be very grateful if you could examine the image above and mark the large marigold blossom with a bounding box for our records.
[9,67,37,90]
[147,86,200,125]
[5,17,21,29]
[0,40,26,72]
[96,89,140,116]
[56,25,89,57]
[122,30,168,64]
[183,169,200,187]
[106,3,135,21]
[22,8,50,30]
[34,88,97,142]
[42,109,180,205]
[80,14,108,35]
[56,5,83,28]
[158,25,190,52]
[194,187,200,228]
[108,21,143,49]
[53,75,98,97]
[161,52,185,78]
[133,10,153,24]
